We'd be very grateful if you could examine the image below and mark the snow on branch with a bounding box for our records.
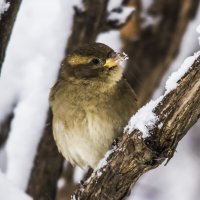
[72,52,200,200]
[102,0,135,31]
[107,6,135,26]
[0,171,32,200]
[0,0,10,18]
[125,51,200,138]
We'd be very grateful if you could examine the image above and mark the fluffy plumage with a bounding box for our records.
[49,43,138,168]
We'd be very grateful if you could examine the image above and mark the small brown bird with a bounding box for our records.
[49,43,138,169]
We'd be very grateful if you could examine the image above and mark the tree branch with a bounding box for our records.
[0,0,22,73]
[73,54,200,200]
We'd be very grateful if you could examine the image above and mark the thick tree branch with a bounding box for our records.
[73,55,200,200]
[0,0,22,73]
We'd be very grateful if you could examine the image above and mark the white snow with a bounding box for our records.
[0,171,32,200]
[73,166,87,183]
[141,13,161,28]
[97,31,121,52]
[107,0,123,12]
[0,0,10,17]
[125,46,200,138]
[71,195,80,200]
[141,0,161,28]
[165,51,200,92]
[96,148,115,171]
[141,0,153,11]
[196,24,200,45]
[108,6,135,25]
[57,177,65,189]
[107,0,135,25]
[125,96,163,137]
[0,0,80,192]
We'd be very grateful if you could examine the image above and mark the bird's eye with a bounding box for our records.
[91,58,101,65]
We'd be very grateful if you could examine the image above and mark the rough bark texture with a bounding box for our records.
[27,1,108,200]
[73,55,200,200]
[0,0,22,73]
[123,0,200,106]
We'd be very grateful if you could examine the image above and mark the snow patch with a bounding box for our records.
[71,195,80,200]
[1,0,78,191]
[57,177,65,189]
[141,0,153,11]
[125,96,163,137]
[0,0,10,16]
[108,6,135,25]
[196,24,200,45]
[0,171,32,200]
[107,0,123,12]
[97,31,121,52]
[141,13,161,28]
[165,51,200,92]
[125,50,200,138]
[73,166,87,183]
[95,147,116,173]
[141,0,161,28]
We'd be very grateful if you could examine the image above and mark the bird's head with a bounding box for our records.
[60,43,127,84]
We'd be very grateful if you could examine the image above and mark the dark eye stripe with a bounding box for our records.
[91,58,101,65]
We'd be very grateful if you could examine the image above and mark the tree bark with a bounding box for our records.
[72,54,200,200]
[0,0,22,73]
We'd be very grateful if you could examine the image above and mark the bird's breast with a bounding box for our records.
[53,106,118,168]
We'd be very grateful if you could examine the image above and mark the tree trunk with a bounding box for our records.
[0,0,22,73]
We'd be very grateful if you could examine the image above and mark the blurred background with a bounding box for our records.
[0,0,200,200]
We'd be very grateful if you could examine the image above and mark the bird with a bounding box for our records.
[49,43,138,169]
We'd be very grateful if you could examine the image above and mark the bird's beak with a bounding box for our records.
[104,52,128,68]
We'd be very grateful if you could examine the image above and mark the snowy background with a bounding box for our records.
[0,0,200,199]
